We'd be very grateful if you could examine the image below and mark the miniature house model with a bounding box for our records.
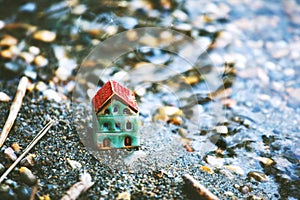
[92,80,140,149]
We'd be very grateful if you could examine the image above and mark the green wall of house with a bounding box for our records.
[95,99,139,149]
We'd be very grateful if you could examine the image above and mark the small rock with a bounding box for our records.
[220,169,234,179]
[116,191,131,200]
[178,128,188,137]
[205,155,224,168]
[20,154,35,167]
[139,35,158,47]
[4,147,17,161]
[43,89,65,102]
[11,143,21,152]
[215,126,228,134]
[67,158,82,170]
[247,171,268,182]
[0,35,18,46]
[34,55,49,67]
[0,92,11,102]
[239,185,251,194]
[200,165,214,174]
[19,167,37,186]
[28,46,40,55]
[256,157,274,166]
[119,17,138,29]
[39,194,51,200]
[224,165,244,175]
[71,4,87,15]
[19,52,35,63]
[1,46,20,59]
[33,30,56,42]
[19,2,36,12]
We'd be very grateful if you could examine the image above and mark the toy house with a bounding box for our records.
[92,80,140,149]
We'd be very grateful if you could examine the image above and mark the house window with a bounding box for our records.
[103,122,109,130]
[126,121,132,130]
[104,109,110,115]
[113,105,119,114]
[115,122,121,131]
[123,108,130,115]
[103,138,110,147]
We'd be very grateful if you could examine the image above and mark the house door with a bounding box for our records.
[124,136,132,146]
[103,138,110,147]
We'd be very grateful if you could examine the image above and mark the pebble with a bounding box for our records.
[256,157,274,166]
[139,35,158,47]
[215,126,228,134]
[39,194,51,200]
[178,128,188,138]
[239,185,251,194]
[34,55,49,67]
[224,165,244,176]
[19,52,35,63]
[19,2,36,12]
[20,154,35,167]
[35,81,48,91]
[119,17,138,29]
[1,46,20,59]
[0,35,18,46]
[220,169,234,179]
[71,4,87,15]
[19,167,37,186]
[28,46,40,55]
[247,171,268,182]
[116,191,131,200]
[11,143,21,152]
[0,91,11,102]
[200,165,214,174]
[67,158,82,170]
[43,89,66,102]
[33,30,56,42]
[126,30,138,41]
[205,155,224,168]
[4,147,17,161]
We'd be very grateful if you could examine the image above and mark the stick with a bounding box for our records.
[183,174,219,200]
[0,120,54,183]
[61,171,94,200]
[0,76,29,148]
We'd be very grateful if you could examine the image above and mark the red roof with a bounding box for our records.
[92,80,138,113]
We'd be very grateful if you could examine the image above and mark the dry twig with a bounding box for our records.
[61,172,94,200]
[0,120,55,183]
[0,76,29,148]
[183,174,219,200]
